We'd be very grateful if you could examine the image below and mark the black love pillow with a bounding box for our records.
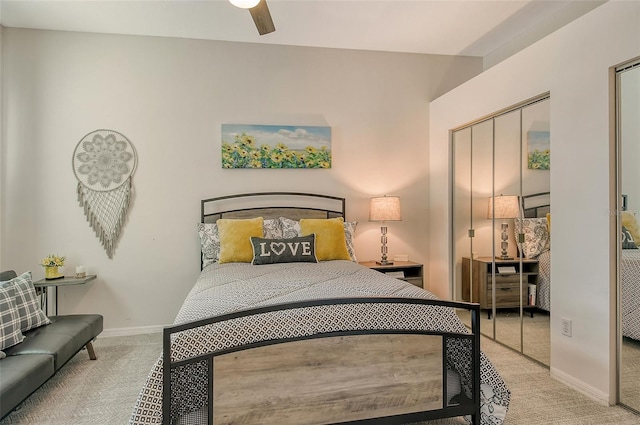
[250,234,318,265]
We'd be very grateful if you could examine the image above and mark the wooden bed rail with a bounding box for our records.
[162,297,481,425]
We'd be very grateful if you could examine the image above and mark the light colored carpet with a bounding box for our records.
[1,332,639,425]
[0,333,161,425]
[621,337,640,409]
[458,309,550,366]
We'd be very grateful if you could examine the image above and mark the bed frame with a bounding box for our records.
[163,192,482,425]
[522,192,550,218]
[201,191,346,223]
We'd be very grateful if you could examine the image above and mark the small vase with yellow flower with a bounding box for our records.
[41,254,65,280]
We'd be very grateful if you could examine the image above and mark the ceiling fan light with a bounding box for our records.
[229,0,260,9]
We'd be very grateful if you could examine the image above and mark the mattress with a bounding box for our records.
[130,260,510,425]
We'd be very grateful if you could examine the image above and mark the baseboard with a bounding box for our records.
[100,324,165,338]
[550,367,610,406]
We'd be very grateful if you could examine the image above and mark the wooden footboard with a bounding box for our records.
[162,297,481,425]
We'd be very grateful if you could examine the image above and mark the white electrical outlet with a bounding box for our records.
[561,318,572,337]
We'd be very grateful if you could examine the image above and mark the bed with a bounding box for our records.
[130,192,510,425]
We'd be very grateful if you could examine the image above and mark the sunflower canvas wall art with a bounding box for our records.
[527,131,550,170]
[221,124,332,169]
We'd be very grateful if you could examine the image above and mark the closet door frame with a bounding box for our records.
[450,93,550,361]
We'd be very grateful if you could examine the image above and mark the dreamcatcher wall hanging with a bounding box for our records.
[73,129,137,258]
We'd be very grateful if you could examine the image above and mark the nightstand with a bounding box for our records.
[359,261,423,288]
[461,257,538,318]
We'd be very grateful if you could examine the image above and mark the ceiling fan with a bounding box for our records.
[229,0,275,35]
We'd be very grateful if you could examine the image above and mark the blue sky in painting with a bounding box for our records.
[222,124,331,151]
[527,131,550,152]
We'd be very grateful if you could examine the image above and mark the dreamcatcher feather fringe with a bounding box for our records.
[77,180,131,258]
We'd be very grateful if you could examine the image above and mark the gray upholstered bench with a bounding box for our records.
[0,270,103,419]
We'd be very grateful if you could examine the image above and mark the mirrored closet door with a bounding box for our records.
[452,95,551,365]
[617,58,640,412]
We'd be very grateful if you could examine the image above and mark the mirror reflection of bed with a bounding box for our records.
[618,59,640,414]
[488,192,550,366]
[458,193,551,366]
[452,96,551,367]
[620,223,640,408]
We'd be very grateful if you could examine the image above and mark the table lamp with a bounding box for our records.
[369,196,402,265]
[487,195,520,260]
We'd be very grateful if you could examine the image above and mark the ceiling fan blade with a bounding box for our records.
[249,0,275,35]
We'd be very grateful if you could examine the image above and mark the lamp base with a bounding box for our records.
[499,256,514,260]
[376,260,394,265]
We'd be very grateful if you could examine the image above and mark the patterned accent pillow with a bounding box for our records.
[198,223,220,268]
[0,271,50,331]
[514,217,550,259]
[263,218,283,239]
[280,217,358,261]
[622,226,638,249]
[250,235,318,265]
[344,221,358,262]
[0,285,25,350]
[199,219,282,267]
[279,217,301,239]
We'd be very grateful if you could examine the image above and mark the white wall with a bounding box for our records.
[429,1,640,403]
[0,28,481,334]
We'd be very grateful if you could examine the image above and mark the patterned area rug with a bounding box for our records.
[1,332,639,425]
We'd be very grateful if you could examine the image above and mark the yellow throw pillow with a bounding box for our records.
[218,217,264,263]
[299,217,350,261]
[546,212,551,233]
[622,211,640,243]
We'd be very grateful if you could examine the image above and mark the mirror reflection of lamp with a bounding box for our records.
[487,195,520,260]
[369,196,402,265]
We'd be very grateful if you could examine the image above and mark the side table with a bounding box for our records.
[358,261,424,288]
[33,275,97,315]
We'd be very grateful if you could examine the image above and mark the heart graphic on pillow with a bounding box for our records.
[270,242,286,256]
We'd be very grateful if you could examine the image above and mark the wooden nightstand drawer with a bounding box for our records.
[490,275,520,285]
[486,282,525,307]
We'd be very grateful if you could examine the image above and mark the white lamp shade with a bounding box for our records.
[369,196,402,222]
[487,195,520,219]
[229,0,260,9]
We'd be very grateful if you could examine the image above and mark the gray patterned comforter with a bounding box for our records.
[538,249,640,341]
[622,250,640,341]
[536,250,551,312]
[130,260,510,425]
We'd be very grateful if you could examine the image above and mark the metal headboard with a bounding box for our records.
[521,192,550,218]
[201,192,346,223]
